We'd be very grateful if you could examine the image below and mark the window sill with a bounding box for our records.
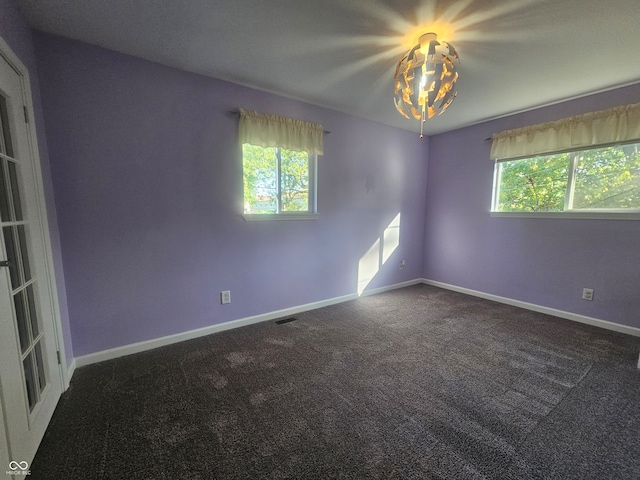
[243,213,319,221]
[490,210,640,220]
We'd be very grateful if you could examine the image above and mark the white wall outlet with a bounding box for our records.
[582,288,594,301]
[399,260,406,270]
[220,290,231,304]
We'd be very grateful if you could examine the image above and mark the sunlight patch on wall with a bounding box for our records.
[357,213,401,295]
[382,213,401,264]
[357,239,381,295]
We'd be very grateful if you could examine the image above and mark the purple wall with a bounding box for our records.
[424,83,640,329]
[0,0,73,362]
[33,33,429,357]
[27,25,639,359]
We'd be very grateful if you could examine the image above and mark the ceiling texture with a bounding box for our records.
[16,0,640,135]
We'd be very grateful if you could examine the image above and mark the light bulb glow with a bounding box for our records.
[393,32,459,136]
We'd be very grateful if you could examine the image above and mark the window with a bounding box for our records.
[492,143,640,212]
[242,144,316,215]
[239,109,323,220]
[490,102,640,216]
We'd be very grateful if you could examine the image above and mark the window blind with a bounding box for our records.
[490,102,640,161]
[239,109,324,155]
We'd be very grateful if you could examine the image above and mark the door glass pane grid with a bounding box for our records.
[12,285,45,412]
[22,353,37,411]
[2,225,19,288]
[12,288,29,352]
[34,340,47,393]
[7,160,23,221]
[22,339,48,413]
[0,92,48,414]
[0,94,13,157]
[12,281,42,348]
[0,103,6,154]
[26,283,39,338]
[0,151,23,223]
[21,338,47,414]
[0,157,10,221]
[18,224,31,281]
[2,224,30,289]
[1,93,22,223]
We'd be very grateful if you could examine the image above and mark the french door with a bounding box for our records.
[0,42,63,467]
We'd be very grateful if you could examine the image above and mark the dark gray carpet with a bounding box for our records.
[31,285,640,479]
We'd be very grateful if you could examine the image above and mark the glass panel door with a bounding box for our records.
[0,95,48,413]
[0,45,63,466]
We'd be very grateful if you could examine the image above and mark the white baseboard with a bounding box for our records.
[422,279,640,338]
[74,279,423,368]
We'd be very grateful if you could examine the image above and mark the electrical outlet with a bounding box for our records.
[220,290,231,304]
[399,260,406,270]
[582,288,594,301]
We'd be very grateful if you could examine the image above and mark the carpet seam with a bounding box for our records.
[514,361,595,451]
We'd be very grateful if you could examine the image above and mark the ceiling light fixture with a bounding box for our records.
[393,32,459,138]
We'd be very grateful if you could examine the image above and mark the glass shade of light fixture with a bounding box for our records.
[394,32,459,137]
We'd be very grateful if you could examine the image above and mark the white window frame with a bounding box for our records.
[242,144,318,221]
[490,143,640,220]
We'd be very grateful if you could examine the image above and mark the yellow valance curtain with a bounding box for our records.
[239,109,324,155]
[490,102,640,161]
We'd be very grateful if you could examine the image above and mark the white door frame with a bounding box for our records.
[0,33,70,458]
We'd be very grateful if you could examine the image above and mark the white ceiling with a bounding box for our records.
[17,0,640,135]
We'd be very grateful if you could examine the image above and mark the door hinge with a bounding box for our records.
[56,351,61,365]
[23,105,29,123]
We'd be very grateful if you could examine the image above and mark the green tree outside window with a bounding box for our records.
[243,144,311,214]
[495,143,640,212]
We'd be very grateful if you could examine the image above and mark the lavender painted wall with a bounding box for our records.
[33,33,429,357]
[0,0,73,362]
[424,83,640,329]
